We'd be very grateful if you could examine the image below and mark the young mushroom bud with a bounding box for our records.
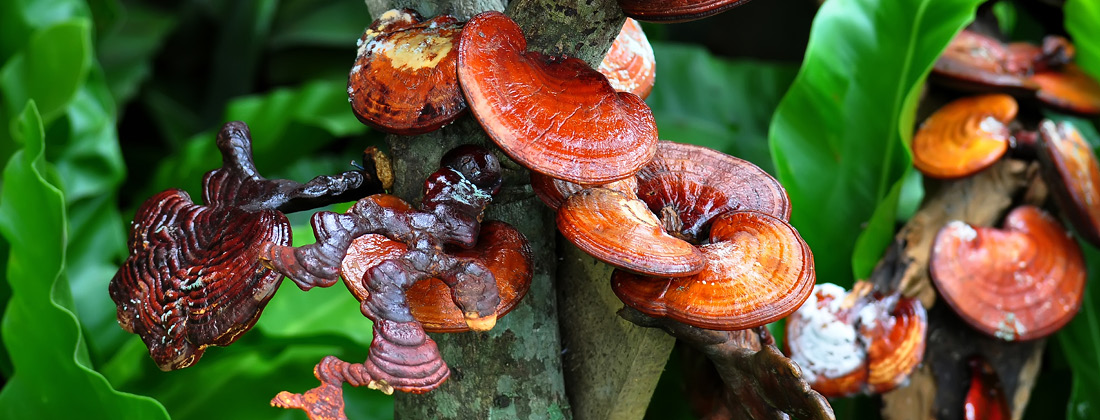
[930,205,1086,341]
[911,94,1017,179]
[1036,120,1100,246]
[109,121,385,370]
[349,9,467,135]
[457,11,658,184]
[964,356,1010,420]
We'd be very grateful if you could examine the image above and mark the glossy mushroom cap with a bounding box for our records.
[530,171,639,210]
[1031,64,1100,116]
[611,210,815,330]
[1037,120,1100,246]
[558,187,706,277]
[341,221,532,332]
[932,30,1038,94]
[930,205,1086,341]
[785,283,928,398]
[617,0,753,22]
[911,94,1017,179]
[349,9,466,135]
[457,11,658,184]
[598,18,656,100]
[965,357,1010,420]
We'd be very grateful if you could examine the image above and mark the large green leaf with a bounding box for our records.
[1066,0,1100,80]
[646,42,797,173]
[0,101,168,419]
[0,19,91,125]
[768,0,983,285]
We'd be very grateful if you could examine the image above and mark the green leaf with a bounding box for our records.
[768,0,982,285]
[1059,243,1100,420]
[0,19,92,124]
[0,101,168,419]
[1066,0,1100,80]
[646,42,797,173]
[96,3,177,106]
[269,0,368,49]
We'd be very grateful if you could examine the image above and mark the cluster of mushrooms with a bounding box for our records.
[782,22,1100,417]
[109,3,838,419]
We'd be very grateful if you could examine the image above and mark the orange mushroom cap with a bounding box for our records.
[611,210,815,330]
[457,11,658,184]
[930,205,1086,341]
[911,94,1017,179]
[1031,64,1100,116]
[341,220,532,333]
[557,187,706,277]
[598,18,656,100]
[1037,120,1100,247]
[863,296,928,394]
[616,0,753,22]
[349,9,466,135]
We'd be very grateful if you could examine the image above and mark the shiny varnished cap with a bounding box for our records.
[349,9,466,135]
[1037,120,1100,246]
[530,171,638,210]
[457,11,658,184]
[863,296,928,394]
[932,30,1039,94]
[598,18,656,99]
[1032,64,1100,116]
[930,206,1086,341]
[617,0,753,22]
[912,94,1016,179]
[611,210,815,330]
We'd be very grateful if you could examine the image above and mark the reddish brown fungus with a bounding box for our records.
[1031,64,1100,116]
[598,18,656,99]
[348,9,467,135]
[911,94,1016,179]
[109,121,384,371]
[530,171,638,210]
[616,0,754,22]
[457,11,657,184]
[964,357,1010,420]
[1037,120,1100,246]
[930,205,1086,341]
[932,30,1039,94]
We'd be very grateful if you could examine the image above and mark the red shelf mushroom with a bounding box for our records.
[1037,120,1100,247]
[930,205,1086,341]
[348,9,467,135]
[457,11,658,184]
[598,18,656,100]
[911,94,1017,179]
[932,30,1038,94]
[1031,64,1100,116]
[616,0,753,22]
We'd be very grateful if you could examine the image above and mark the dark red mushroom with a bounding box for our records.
[597,18,656,100]
[109,121,385,370]
[612,210,814,330]
[1031,64,1100,116]
[911,94,1017,179]
[1037,120,1100,246]
[348,9,467,135]
[964,356,1010,420]
[616,0,753,22]
[932,30,1038,94]
[930,205,1086,341]
[457,11,658,184]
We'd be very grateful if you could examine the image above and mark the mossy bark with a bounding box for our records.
[360,0,664,418]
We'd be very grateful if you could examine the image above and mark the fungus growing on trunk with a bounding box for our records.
[930,205,1086,341]
[616,0,754,22]
[598,18,656,100]
[1036,120,1100,246]
[457,11,658,184]
[784,282,928,398]
[964,356,1010,420]
[261,145,532,415]
[348,9,467,135]
[911,94,1016,179]
[109,121,388,370]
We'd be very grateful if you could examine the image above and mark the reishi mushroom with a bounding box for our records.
[785,282,928,398]
[457,11,658,184]
[964,356,1010,420]
[932,30,1039,94]
[1036,120,1100,246]
[109,121,386,370]
[1030,64,1100,116]
[911,94,1017,179]
[598,18,656,100]
[929,205,1086,341]
[616,0,753,23]
[348,9,467,135]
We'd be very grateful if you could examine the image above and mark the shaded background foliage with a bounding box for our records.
[0,0,1097,418]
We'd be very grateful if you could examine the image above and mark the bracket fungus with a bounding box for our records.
[457,11,658,184]
[930,205,1086,341]
[598,18,656,100]
[616,0,754,22]
[261,145,532,413]
[964,356,1010,420]
[932,30,1039,94]
[553,141,811,329]
[1031,64,1100,116]
[1037,120,1100,246]
[348,9,467,135]
[109,121,387,370]
[785,282,928,398]
[911,94,1017,179]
